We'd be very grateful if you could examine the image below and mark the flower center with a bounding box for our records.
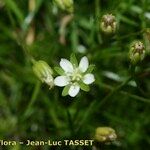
[71,68,82,82]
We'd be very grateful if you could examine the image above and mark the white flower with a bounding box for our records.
[54,56,95,97]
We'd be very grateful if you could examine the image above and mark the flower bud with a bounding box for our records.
[129,41,146,65]
[95,127,117,142]
[54,0,74,13]
[100,14,117,34]
[32,60,54,88]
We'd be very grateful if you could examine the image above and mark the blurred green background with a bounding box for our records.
[0,0,150,149]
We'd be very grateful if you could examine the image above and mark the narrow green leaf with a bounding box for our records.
[118,14,138,26]
[62,85,70,96]
[71,22,78,52]
[70,53,78,67]
[54,67,64,75]
[5,0,24,24]
[79,82,90,92]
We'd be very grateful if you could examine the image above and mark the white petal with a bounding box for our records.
[54,76,70,87]
[79,56,89,72]
[60,58,73,73]
[68,85,80,97]
[83,73,95,85]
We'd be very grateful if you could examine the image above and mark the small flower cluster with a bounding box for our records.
[33,54,95,97]
[32,8,148,98]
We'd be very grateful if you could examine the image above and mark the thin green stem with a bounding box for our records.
[49,108,61,129]
[100,82,150,103]
[66,109,75,136]
[76,77,132,132]
[114,30,144,41]
[95,0,100,16]
[6,0,35,64]
[23,81,41,119]
[6,7,16,29]
[19,40,36,64]
[42,96,62,129]
[95,0,102,44]
[97,77,132,107]
[129,64,148,98]
[121,91,150,103]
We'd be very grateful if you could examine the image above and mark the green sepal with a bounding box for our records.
[54,67,64,75]
[79,82,90,92]
[86,64,95,73]
[62,85,70,96]
[70,53,78,67]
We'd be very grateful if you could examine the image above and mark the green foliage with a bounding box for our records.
[0,0,150,150]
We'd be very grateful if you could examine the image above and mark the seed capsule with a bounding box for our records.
[129,41,146,65]
[100,14,117,34]
[95,127,117,142]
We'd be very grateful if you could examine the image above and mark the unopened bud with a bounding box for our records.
[32,60,54,88]
[129,41,146,65]
[100,14,117,34]
[95,127,117,142]
[54,0,74,13]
